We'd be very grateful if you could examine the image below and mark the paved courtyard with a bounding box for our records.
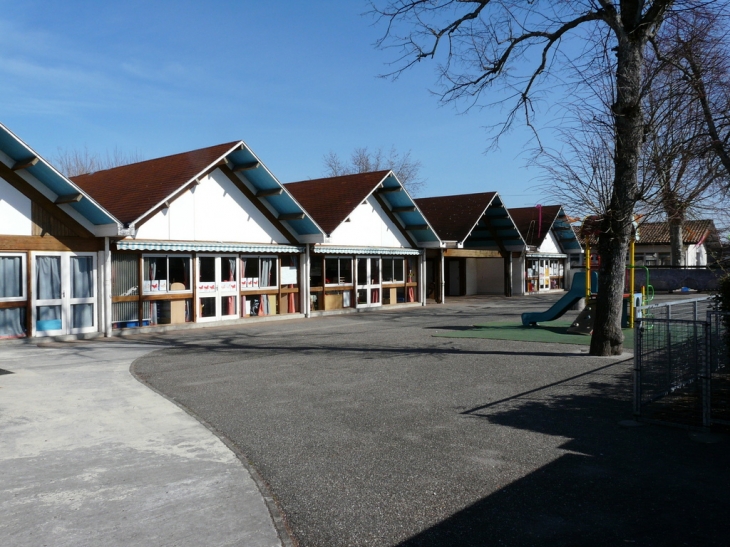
[130,295,730,547]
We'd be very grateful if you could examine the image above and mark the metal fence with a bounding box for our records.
[634,298,730,429]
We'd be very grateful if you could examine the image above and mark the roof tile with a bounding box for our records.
[414,192,497,242]
[72,142,240,224]
[285,171,390,235]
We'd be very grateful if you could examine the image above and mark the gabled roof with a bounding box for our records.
[285,171,440,246]
[509,205,582,252]
[575,219,719,248]
[72,141,323,239]
[415,192,525,252]
[286,171,389,235]
[73,142,238,225]
[637,219,719,246]
[509,205,561,247]
[0,122,120,230]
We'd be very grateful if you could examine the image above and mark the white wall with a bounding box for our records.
[465,258,478,295]
[476,258,505,295]
[135,168,288,243]
[328,195,411,248]
[688,244,707,266]
[513,253,525,295]
[0,177,32,235]
[538,231,561,254]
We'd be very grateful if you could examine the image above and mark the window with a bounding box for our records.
[325,257,352,285]
[382,257,404,283]
[143,255,191,293]
[0,254,25,301]
[0,254,26,338]
[241,256,278,289]
[406,256,418,282]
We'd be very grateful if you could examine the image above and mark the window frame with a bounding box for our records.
[381,257,405,284]
[241,255,279,290]
[324,256,353,286]
[142,254,193,294]
[0,253,27,302]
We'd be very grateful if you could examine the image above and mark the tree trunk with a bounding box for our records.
[590,34,645,357]
[669,221,684,266]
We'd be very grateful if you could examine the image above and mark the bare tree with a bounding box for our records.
[54,146,144,177]
[371,0,724,356]
[323,146,425,195]
[651,9,730,177]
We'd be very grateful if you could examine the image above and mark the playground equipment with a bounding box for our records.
[523,215,653,334]
[521,270,598,326]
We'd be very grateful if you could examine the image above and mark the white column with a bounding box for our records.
[439,249,445,304]
[104,237,112,337]
[420,251,426,305]
[302,244,311,317]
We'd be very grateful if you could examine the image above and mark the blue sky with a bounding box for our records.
[0,0,556,205]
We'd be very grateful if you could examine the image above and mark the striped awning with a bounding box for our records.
[313,246,421,256]
[116,240,304,253]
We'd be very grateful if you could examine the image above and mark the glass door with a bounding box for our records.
[356,257,381,308]
[197,255,238,321]
[34,252,97,336]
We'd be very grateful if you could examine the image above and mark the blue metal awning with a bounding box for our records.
[377,172,441,246]
[225,144,325,239]
[0,123,121,228]
[116,240,304,253]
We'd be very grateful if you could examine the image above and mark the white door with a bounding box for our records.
[356,257,381,308]
[197,255,238,321]
[34,252,97,336]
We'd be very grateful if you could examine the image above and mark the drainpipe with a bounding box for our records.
[440,248,445,304]
[303,244,311,318]
[104,237,112,337]
[420,250,426,306]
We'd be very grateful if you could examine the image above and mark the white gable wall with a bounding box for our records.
[328,195,411,248]
[537,230,561,254]
[134,168,288,243]
[0,177,32,235]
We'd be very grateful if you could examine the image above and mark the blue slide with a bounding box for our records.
[521,271,598,326]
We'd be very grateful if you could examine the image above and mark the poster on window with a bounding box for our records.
[281,266,298,285]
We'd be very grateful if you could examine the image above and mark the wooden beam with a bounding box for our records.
[12,156,39,171]
[278,213,305,221]
[444,249,501,258]
[256,187,284,198]
[54,193,83,204]
[232,161,260,172]
[392,206,416,213]
[0,235,101,252]
[378,186,402,194]
[405,224,429,231]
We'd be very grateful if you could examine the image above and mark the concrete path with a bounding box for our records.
[0,339,283,547]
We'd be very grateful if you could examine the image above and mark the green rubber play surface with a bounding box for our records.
[433,320,634,349]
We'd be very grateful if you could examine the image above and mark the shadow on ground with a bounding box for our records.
[397,368,729,547]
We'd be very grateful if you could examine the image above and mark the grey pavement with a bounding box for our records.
[0,340,283,547]
[131,295,729,547]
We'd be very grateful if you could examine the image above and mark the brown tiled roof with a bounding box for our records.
[508,205,563,247]
[72,142,240,224]
[414,192,497,241]
[284,171,390,235]
[637,219,718,245]
[574,219,718,246]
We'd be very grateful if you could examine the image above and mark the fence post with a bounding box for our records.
[702,321,711,429]
[634,320,642,418]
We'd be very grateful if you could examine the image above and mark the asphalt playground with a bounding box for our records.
[2,293,729,546]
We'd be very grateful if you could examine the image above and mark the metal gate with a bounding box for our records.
[634,305,730,429]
